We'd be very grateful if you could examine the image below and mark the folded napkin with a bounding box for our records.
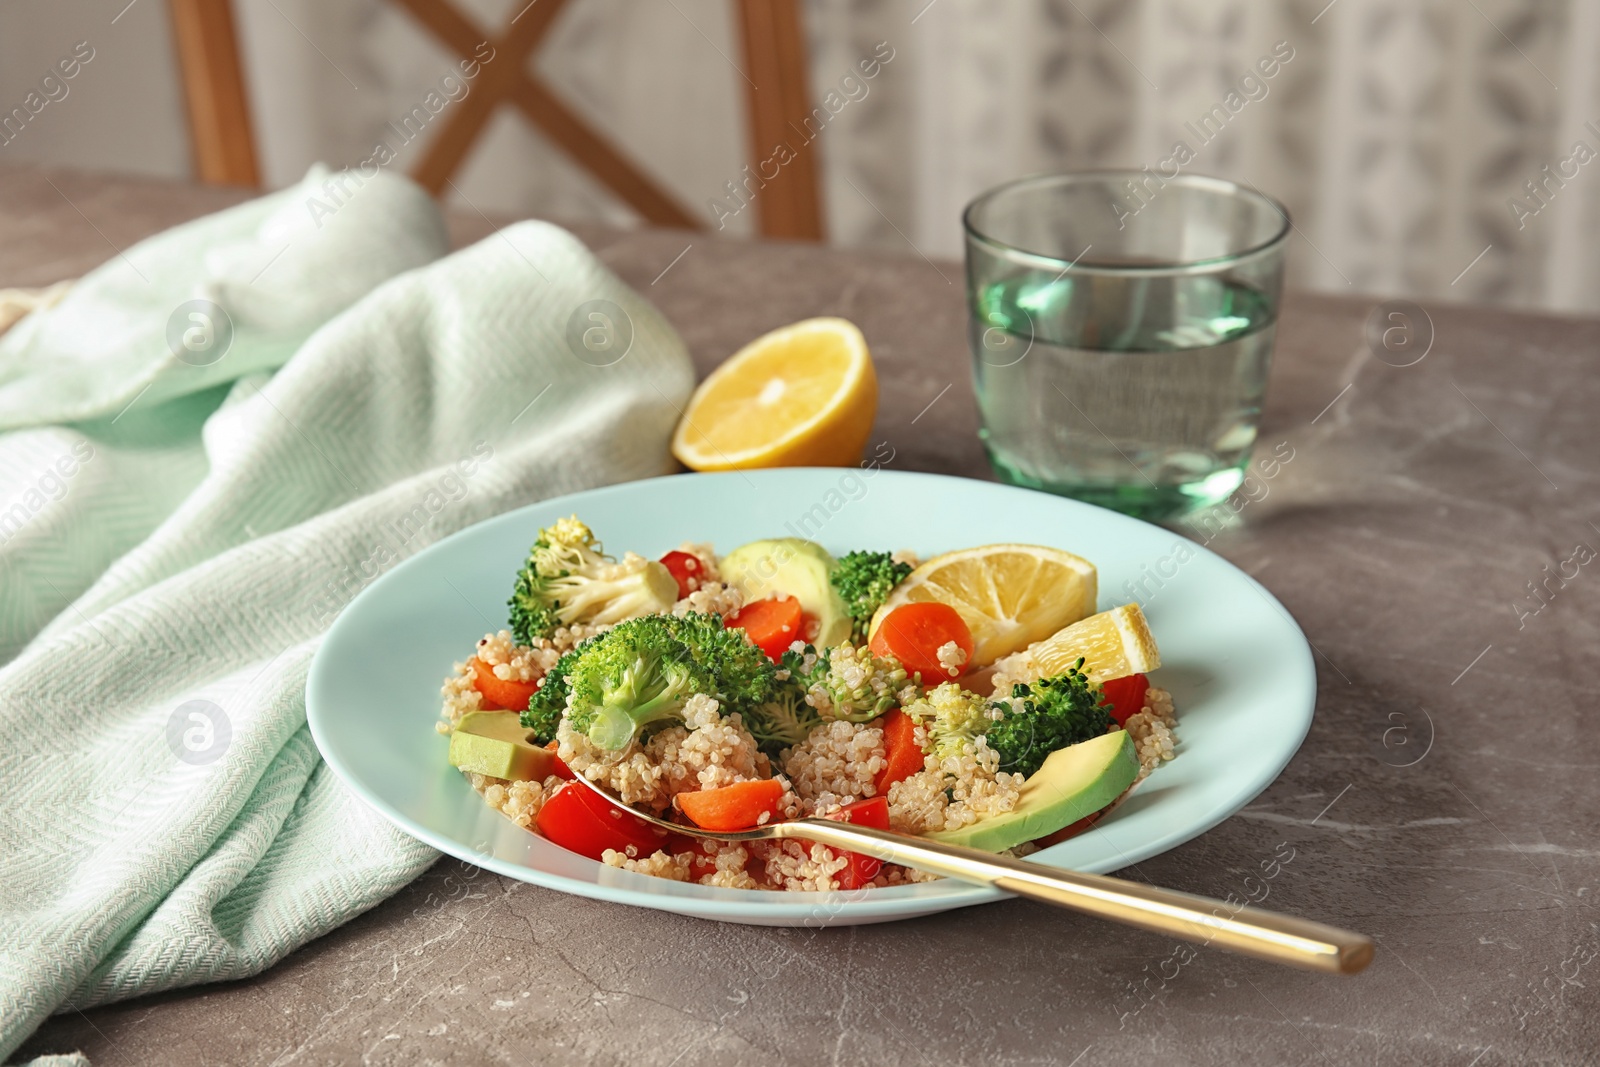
[0,174,694,1062]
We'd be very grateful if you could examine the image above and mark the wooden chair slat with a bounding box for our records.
[735,0,823,240]
[169,0,261,187]
[170,0,821,237]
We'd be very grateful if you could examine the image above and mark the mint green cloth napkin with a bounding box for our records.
[0,174,694,1062]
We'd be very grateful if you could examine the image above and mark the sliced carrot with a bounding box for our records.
[470,656,541,711]
[677,779,788,831]
[874,708,924,794]
[869,602,974,685]
[725,596,806,660]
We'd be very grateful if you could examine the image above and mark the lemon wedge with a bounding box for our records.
[671,317,877,470]
[1030,603,1160,683]
[869,544,1097,666]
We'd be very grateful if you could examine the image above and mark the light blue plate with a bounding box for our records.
[307,469,1315,927]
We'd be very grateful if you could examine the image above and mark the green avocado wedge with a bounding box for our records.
[719,537,852,647]
[927,729,1140,853]
[448,710,562,782]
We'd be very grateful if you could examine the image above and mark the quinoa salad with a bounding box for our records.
[437,517,1176,893]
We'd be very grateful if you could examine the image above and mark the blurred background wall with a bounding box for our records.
[2,0,1597,313]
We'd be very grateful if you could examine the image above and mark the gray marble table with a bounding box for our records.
[6,165,1597,1066]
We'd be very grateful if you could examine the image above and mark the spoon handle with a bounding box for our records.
[779,819,1373,975]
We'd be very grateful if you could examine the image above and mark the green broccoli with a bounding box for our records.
[533,612,777,750]
[901,682,995,761]
[657,610,779,710]
[983,658,1111,778]
[788,641,912,723]
[831,550,913,643]
[736,642,907,754]
[508,516,678,645]
[519,640,589,745]
[742,684,824,758]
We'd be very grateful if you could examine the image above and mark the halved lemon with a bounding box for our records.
[670,317,877,470]
[1030,603,1160,683]
[868,544,1097,666]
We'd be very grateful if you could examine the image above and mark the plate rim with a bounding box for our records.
[307,467,1316,925]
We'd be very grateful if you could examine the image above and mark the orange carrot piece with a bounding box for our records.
[869,602,974,685]
[725,596,806,660]
[471,657,540,712]
[676,779,788,831]
[874,708,924,794]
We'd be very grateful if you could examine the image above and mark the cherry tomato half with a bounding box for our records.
[535,782,669,861]
[827,795,891,889]
[1099,672,1150,728]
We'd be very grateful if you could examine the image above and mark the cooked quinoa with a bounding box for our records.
[437,625,604,732]
[782,720,886,816]
[1126,685,1177,777]
[986,646,1038,699]
[467,771,567,828]
[672,580,743,618]
[886,736,1024,835]
[439,531,1180,893]
[676,542,721,584]
[554,695,788,816]
[934,639,968,678]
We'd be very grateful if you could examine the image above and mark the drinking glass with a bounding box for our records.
[964,171,1290,520]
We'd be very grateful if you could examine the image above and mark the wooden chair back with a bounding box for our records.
[167,0,823,239]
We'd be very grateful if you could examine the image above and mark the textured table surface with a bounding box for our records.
[6,166,1597,1067]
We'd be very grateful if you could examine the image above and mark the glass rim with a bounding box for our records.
[962,170,1292,276]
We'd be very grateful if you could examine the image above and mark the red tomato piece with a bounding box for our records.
[572,782,670,853]
[659,550,704,599]
[869,602,975,686]
[535,782,666,860]
[533,740,577,781]
[1099,673,1150,728]
[874,708,924,794]
[662,831,716,879]
[724,597,806,660]
[827,795,891,889]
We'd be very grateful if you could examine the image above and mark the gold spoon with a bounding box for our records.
[571,773,1373,975]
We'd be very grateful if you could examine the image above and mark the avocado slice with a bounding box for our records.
[448,710,562,782]
[927,730,1139,853]
[719,537,852,647]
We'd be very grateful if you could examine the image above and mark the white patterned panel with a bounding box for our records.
[804,0,916,247]
[5,0,1594,309]
[1544,0,1600,311]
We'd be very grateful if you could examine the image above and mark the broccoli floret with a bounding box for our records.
[519,689,565,746]
[658,610,777,711]
[519,641,590,744]
[742,640,917,753]
[901,682,996,761]
[795,641,913,723]
[543,612,778,750]
[508,516,679,644]
[742,685,824,758]
[831,550,913,643]
[983,658,1111,778]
